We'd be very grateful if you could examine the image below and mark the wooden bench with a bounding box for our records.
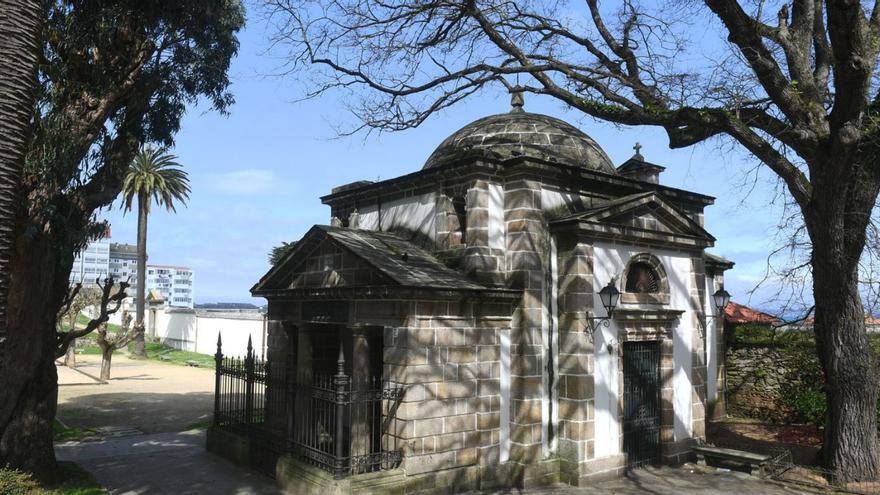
[693,445,773,476]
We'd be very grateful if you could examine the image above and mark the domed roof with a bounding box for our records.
[423,95,616,173]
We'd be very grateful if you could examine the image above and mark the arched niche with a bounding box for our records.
[621,253,670,305]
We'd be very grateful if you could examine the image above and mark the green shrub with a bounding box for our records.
[0,467,40,494]
[790,389,827,428]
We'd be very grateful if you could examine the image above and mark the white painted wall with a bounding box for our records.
[591,242,698,456]
[102,304,266,357]
[540,189,568,213]
[705,275,717,404]
[488,184,505,250]
[500,328,511,463]
[358,192,436,239]
[540,188,589,216]
[151,309,267,357]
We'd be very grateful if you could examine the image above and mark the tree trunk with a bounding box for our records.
[64,338,75,368]
[809,200,880,482]
[132,193,148,357]
[63,313,76,367]
[0,234,71,479]
[0,0,42,343]
[100,347,113,381]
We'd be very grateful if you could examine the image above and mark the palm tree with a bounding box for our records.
[122,147,191,357]
[0,0,42,344]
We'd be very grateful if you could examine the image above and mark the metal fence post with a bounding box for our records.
[213,333,223,426]
[245,335,255,426]
[286,326,298,452]
[333,341,349,479]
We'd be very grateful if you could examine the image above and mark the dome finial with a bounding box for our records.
[510,86,525,113]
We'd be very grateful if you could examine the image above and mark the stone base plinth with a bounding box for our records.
[276,456,406,495]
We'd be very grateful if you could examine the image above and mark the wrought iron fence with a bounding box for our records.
[765,449,880,495]
[212,334,404,479]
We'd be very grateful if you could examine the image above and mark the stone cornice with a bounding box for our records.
[320,155,714,209]
[613,308,685,322]
[551,220,713,251]
[256,285,521,301]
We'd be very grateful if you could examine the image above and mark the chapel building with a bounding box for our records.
[244,92,733,492]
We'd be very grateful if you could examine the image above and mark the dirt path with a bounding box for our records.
[57,355,215,434]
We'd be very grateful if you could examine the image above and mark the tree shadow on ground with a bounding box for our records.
[708,420,821,466]
[58,392,214,435]
[109,374,159,381]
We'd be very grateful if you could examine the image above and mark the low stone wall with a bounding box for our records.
[725,344,805,421]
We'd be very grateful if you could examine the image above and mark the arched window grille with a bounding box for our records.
[625,261,661,293]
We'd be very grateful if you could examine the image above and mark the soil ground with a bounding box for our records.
[57,354,214,434]
[708,418,823,466]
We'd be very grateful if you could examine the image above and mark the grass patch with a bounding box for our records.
[74,314,121,333]
[0,462,105,494]
[62,314,122,335]
[75,346,103,356]
[53,421,96,443]
[184,420,212,431]
[129,342,215,368]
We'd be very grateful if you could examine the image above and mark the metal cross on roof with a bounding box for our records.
[633,142,644,160]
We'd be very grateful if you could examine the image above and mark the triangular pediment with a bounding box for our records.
[551,192,715,247]
[252,225,489,296]
[252,226,393,294]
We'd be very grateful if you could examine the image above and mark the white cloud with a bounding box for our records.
[207,169,283,195]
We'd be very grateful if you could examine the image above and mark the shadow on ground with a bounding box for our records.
[57,430,281,495]
[58,392,213,434]
[708,420,821,466]
[475,466,816,494]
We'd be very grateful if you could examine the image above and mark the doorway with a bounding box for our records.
[622,340,661,468]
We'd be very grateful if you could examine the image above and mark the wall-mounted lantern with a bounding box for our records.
[712,288,731,317]
[584,281,620,340]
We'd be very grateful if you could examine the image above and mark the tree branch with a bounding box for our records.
[55,278,128,358]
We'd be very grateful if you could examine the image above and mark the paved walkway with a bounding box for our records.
[489,466,819,494]
[56,429,281,495]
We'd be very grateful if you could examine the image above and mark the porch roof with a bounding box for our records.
[252,225,514,298]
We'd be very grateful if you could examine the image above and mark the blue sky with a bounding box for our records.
[96,12,789,310]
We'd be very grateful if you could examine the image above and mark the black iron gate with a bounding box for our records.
[213,334,404,479]
[622,341,661,468]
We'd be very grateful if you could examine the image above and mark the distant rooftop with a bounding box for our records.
[725,301,779,325]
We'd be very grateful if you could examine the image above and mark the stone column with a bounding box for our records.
[350,326,374,470]
[265,319,289,432]
[555,236,596,484]
[504,176,548,484]
[435,192,464,250]
[689,256,708,443]
[465,180,505,286]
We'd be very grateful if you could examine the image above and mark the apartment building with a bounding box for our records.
[146,265,194,308]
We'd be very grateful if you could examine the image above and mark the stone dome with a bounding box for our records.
[423,104,616,173]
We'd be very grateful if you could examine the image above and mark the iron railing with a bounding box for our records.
[212,334,404,479]
[765,448,880,494]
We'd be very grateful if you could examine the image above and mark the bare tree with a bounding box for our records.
[266,0,880,481]
[54,277,129,361]
[95,311,137,380]
[56,285,102,367]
